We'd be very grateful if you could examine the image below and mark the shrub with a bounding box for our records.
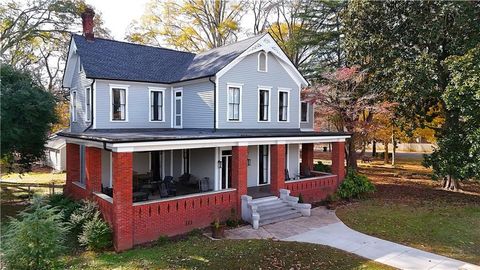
[225,208,239,227]
[2,196,67,270]
[156,235,170,246]
[47,194,79,222]
[314,161,331,172]
[68,200,99,238]
[78,213,112,251]
[337,170,375,199]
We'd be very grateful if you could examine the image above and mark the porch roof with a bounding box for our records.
[59,128,351,143]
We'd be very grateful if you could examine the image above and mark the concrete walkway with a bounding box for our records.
[226,207,480,270]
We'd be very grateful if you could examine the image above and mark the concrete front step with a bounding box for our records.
[257,205,295,216]
[251,196,303,226]
[259,212,303,226]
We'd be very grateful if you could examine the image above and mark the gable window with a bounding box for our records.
[85,87,91,122]
[258,88,270,121]
[278,89,289,122]
[228,85,241,121]
[71,90,77,122]
[301,102,308,122]
[150,88,164,121]
[258,51,267,72]
[111,85,128,121]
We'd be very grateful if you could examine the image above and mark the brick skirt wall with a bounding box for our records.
[93,194,114,227]
[69,182,88,200]
[132,189,237,245]
[285,174,338,203]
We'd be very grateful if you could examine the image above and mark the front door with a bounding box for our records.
[220,150,232,189]
[258,145,269,185]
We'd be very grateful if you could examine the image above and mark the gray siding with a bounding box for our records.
[71,57,93,132]
[300,103,314,130]
[181,81,214,128]
[94,79,172,129]
[218,52,300,129]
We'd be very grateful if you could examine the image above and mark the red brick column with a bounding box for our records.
[65,143,80,196]
[112,152,133,252]
[231,146,248,217]
[85,147,102,195]
[331,141,346,183]
[270,144,285,195]
[301,143,314,173]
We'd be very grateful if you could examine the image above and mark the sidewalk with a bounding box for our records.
[226,207,480,270]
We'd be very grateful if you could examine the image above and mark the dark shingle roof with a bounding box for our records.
[73,34,265,84]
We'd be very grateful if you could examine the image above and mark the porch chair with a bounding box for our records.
[163,176,177,196]
[199,177,210,192]
[159,182,169,198]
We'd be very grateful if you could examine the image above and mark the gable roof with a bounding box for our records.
[72,34,265,84]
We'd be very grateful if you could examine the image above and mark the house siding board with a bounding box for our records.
[300,104,314,130]
[218,53,300,129]
[181,81,214,128]
[94,80,172,129]
[71,57,91,132]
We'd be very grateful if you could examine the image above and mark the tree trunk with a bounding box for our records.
[442,175,462,191]
[391,134,396,166]
[372,140,376,157]
[384,140,389,164]
[347,138,358,171]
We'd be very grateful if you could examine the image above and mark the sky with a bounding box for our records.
[85,0,150,40]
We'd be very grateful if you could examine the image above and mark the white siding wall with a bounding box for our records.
[71,57,94,132]
[182,81,214,128]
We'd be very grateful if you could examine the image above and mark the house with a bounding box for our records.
[42,133,67,172]
[59,8,350,252]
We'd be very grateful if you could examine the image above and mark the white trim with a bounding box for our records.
[215,77,219,129]
[256,145,271,186]
[214,147,219,190]
[109,84,129,122]
[219,147,233,190]
[257,51,268,72]
[148,87,166,122]
[133,188,237,206]
[257,87,271,122]
[278,88,291,122]
[71,89,77,123]
[85,86,92,122]
[170,86,174,128]
[92,80,97,129]
[174,88,183,128]
[226,83,243,122]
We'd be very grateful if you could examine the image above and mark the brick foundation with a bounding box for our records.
[270,144,285,195]
[285,174,338,203]
[231,146,248,217]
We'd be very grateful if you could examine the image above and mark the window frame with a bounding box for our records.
[227,83,243,122]
[149,87,166,122]
[174,88,183,128]
[257,86,271,122]
[300,101,309,123]
[278,88,290,122]
[109,84,129,122]
[71,89,77,123]
[85,87,92,122]
[257,51,268,72]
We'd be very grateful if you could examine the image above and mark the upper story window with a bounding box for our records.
[71,90,77,122]
[110,85,128,121]
[258,88,270,121]
[174,88,182,128]
[301,102,308,122]
[278,89,289,122]
[258,51,267,72]
[150,88,165,122]
[85,87,91,122]
[228,85,241,121]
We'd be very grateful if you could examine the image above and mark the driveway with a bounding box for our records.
[226,207,480,270]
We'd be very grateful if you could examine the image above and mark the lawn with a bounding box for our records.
[62,235,393,270]
[336,157,480,265]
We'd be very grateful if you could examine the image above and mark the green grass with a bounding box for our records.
[62,236,393,270]
[1,171,65,184]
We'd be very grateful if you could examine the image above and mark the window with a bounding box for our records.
[258,89,270,121]
[150,89,164,121]
[258,51,267,72]
[228,85,241,121]
[85,87,91,122]
[301,102,308,122]
[174,89,182,127]
[278,90,289,121]
[111,87,127,121]
[71,90,77,122]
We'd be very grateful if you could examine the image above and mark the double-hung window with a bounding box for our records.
[71,90,77,122]
[85,87,91,122]
[228,85,241,121]
[301,102,308,122]
[111,86,127,121]
[150,89,164,121]
[258,88,270,121]
[278,90,289,121]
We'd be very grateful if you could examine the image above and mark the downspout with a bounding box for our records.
[83,79,96,132]
[209,76,216,132]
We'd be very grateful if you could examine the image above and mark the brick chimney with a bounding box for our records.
[81,8,95,41]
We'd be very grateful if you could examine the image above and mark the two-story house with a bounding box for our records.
[60,9,350,251]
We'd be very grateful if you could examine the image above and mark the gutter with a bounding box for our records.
[83,79,96,132]
[209,76,216,132]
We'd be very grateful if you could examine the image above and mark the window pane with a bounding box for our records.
[112,88,126,120]
[301,102,308,122]
[176,115,181,126]
[259,52,266,71]
[175,99,181,114]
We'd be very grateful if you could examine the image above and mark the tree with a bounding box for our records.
[306,66,390,170]
[2,196,67,270]
[424,46,480,190]
[126,0,247,52]
[1,65,57,172]
[371,112,408,165]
